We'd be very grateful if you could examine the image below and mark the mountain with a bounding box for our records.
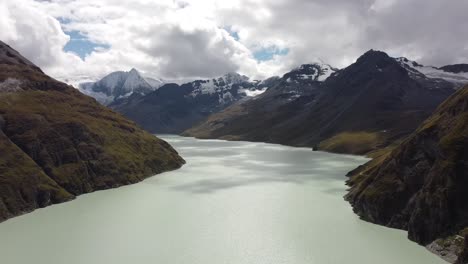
[439,64,468,74]
[79,68,164,105]
[109,72,271,134]
[0,41,184,222]
[345,85,468,263]
[397,58,468,87]
[185,51,458,155]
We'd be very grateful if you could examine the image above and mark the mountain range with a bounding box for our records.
[107,72,273,133]
[185,50,468,155]
[0,41,184,222]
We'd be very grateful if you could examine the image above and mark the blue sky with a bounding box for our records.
[254,47,289,61]
[225,27,289,62]
[64,27,288,62]
[63,30,109,59]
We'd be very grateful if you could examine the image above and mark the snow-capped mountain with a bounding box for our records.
[284,63,337,83]
[265,63,338,100]
[79,68,164,105]
[184,50,458,154]
[396,57,468,87]
[109,72,273,133]
[188,72,262,104]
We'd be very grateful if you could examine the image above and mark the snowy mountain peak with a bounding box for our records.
[221,72,250,84]
[78,68,164,105]
[122,68,152,91]
[285,63,337,82]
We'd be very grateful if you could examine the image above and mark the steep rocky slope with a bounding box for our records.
[110,73,272,134]
[185,51,456,155]
[0,41,184,221]
[346,85,468,263]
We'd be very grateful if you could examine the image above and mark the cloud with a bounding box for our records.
[363,0,468,65]
[0,1,82,70]
[1,0,467,85]
[133,24,246,78]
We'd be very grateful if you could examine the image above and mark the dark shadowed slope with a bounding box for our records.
[0,41,184,221]
[346,85,468,263]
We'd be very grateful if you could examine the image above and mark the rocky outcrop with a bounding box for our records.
[346,85,468,262]
[0,41,185,221]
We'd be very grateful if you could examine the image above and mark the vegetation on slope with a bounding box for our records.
[0,41,185,221]
[318,131,383,155]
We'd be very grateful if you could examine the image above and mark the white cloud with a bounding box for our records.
[1,0,467,86]
[0,1,82,70]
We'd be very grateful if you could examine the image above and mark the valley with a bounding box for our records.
[2,1,468,262]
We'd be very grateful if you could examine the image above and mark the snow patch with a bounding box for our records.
[317,64,336,81]
[240,88,268,97]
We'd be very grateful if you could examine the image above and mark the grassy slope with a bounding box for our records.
[0,44,185,221]
[0,131,73,219]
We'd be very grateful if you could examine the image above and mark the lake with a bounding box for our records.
[0,135,445,264]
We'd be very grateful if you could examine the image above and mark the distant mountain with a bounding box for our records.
[439,63,468,74]
[184,50,459,155]
[79,68,164,105]
[346,85,468,263]
[110,72,273,134]
[0,41,184,222]
[397,58,468,87]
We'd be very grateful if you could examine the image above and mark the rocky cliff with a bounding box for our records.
[346,85,468,263]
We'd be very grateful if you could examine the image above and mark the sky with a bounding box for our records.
[1,0,468,85]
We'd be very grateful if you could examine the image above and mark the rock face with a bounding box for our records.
[110,72,271,134]
[346,85,468,263]
[185,51,456,155]
[0,41,185,221]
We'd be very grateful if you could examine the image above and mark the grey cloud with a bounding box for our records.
[135,25,240,79]
[5,0,468,83]
[219,0,468,70]
[362,0,468,66]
